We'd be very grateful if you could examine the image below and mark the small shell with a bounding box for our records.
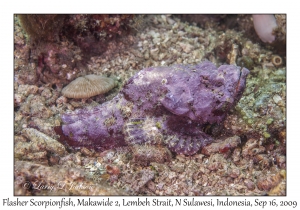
[62,74,116,99]
[272,55,282,67]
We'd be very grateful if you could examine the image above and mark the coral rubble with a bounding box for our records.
[14,14,286,196]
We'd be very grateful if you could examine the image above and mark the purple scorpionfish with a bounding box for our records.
[55,61,249,155]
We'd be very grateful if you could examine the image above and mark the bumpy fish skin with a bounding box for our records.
[55,61,249,155]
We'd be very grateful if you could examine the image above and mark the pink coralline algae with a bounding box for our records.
[55,61,249,155]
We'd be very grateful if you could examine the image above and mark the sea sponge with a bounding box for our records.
[252,15,277,43]
[61,75,117,99]
[18,14,66,42]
